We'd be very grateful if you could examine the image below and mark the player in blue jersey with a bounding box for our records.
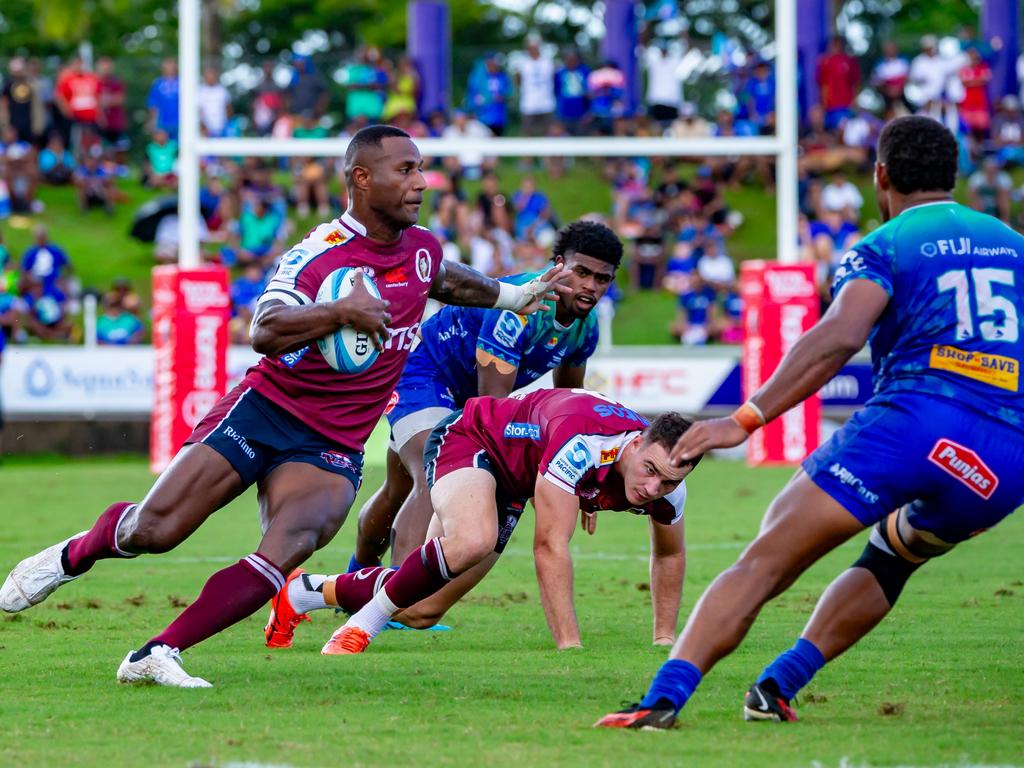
[597,115,1024,729]
[352,220,621,568]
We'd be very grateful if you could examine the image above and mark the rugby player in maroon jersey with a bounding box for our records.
[0,125,568,687]
[270,388,702,655]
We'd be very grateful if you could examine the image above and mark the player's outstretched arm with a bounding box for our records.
[250,270,392,357]
[429,262,571,314]
[533,476,585,650]
[649,518,685,646]
[671,279,889,464]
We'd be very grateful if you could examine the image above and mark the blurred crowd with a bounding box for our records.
[1,27,1023,349]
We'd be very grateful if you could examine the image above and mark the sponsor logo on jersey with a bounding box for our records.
[492,311,528,348]
[384,267,409,286]
[280,346,309,367]
[223,426,256,460]
[324,229,349,246]
[276,248,312,280]
[920,238,1018,258]
[545,335,560,349]
[384,390,399,415]
[828,462,880,504]
[416,249,432,283]
[929,344,1019,392]
[503,422,541,440]
[320,450,357,472]
[599,447,619,465]
[928,438,998,499]
[593,403,646,424]
[550,439,592,487]
[832,250,866,286]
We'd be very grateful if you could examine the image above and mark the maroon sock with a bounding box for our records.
[148,553,284,653]
[381,538,455,609]
[330,567,397,613]
[64,502,137,576]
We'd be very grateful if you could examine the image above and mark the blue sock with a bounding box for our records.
[346,554,381,574]
[640,659,703,713]
[757,637,826,701]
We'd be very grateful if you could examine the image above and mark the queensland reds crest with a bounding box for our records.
[415,249,432,283]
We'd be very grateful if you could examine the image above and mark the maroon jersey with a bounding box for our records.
[243,211,443,451]
[456,389,686,525]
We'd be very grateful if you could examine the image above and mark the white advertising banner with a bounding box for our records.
[2,346,736,417]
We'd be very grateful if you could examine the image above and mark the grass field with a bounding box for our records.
[1,455,1022,767]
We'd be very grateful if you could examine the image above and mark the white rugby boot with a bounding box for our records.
[0,533,88,612]
[116,645,212,688]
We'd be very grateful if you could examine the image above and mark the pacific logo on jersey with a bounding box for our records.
[928,439,998,499]
[493,311,528,348]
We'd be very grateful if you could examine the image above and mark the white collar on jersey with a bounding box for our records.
[340,210,368,236]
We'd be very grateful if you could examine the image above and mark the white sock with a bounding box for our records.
[345,587,399,639]
[287,573,330,613]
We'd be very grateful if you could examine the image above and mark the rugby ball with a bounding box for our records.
[316,267,382,374]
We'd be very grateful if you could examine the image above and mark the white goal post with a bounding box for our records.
[177,0,798,270]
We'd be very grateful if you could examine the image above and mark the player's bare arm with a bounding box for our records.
[672,279,889,463]
[533,475,585,650]
[429,261,571,313]
[250,271,392,357]
[475,349,519,397]
[648,517,685,646]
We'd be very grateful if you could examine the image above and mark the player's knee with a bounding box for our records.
[852,521,928,606]
[441,530,492,572]
[123,512,179,554]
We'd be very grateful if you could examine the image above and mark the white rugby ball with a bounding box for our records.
[316,267,382,374]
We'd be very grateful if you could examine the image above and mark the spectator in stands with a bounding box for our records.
[554,48,590,135]
[73,146,115,215]
[643,40,685,127]
[229,195,286,268]
[820,171,863,223]
[38,134,74,185]
[198,67,232,138]
[468,54,512,136]
[383,56,420,123]
[474,171,512,234]
[741,59,776,134]
[838,104,882,169]
[587,60,627,135]
[96,57,128,152]
[54,55,100,154]
[710,110,757,186]
[816,36,860,130]
[147,58,180,139]
[515,34,557,138]
[810,201,860,302]
[96,292,144,345]
[968,156,1012,223]
[20,225,69,297]
[908,35,948,118]
[441,109,493,180]
[19,274,72,342]
[291,113,330,218]
[511,175,552,241]
[992,96,1024,167]
[871,41,910,115]
[1,124,40,213]
[340,48,385,123]
[1,57,45,145]
[958,47,992,145]
[252,61,284,136]
[667,102,710,140]
[143,129,178,189]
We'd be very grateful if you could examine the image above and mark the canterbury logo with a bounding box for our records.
[928,438,998,500]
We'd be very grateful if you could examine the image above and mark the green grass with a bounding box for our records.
[1,456,1021,767]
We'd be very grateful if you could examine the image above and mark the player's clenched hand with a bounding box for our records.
[339,268,392,351]
[518,266,573,315]
[580,510,597,536]
[669,417,748,465]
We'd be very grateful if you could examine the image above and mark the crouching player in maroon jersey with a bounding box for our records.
[0,125,566,688]
[270,388,702,654]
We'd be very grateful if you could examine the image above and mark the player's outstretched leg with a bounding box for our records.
[389,430,437,564]
[1,444,245,614]
[745,511,940,722]
[120,461,357,687]
[596,472,864,729]
[321,467,497,655]
[350,446,412,572]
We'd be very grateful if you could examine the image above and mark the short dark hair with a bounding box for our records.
[552,220,623,268]
[344,124,411,173]
[877,116,958,195]
[642,412,702,469]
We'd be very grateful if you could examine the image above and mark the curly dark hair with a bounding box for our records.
[642,412,703,469]
[552,220,624,268]
[877,116,958,195]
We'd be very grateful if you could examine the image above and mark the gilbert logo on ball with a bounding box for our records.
[316,267,382,374]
